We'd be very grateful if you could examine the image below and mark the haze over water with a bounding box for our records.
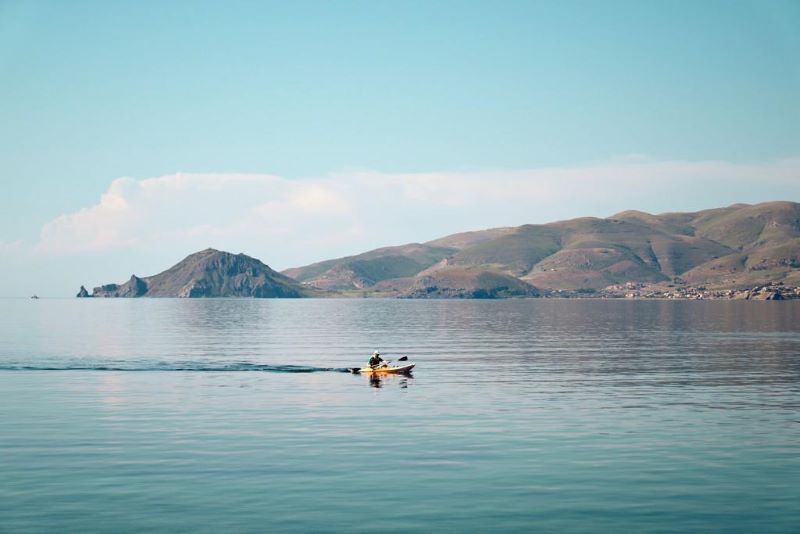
[1,299,799,532]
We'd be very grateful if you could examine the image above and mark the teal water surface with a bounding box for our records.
[1,299,799,532]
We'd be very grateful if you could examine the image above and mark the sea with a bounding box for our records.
[1,298,798,532]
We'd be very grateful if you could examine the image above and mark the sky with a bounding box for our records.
[1,0,799,296]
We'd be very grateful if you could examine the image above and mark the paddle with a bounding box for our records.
[378,355,408,366]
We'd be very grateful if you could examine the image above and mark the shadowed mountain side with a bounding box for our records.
[282,243,456,290]
[372,267,540,299]
[689,201,800,250]
[507,217,734,288]
[446,225,562,275]
[682,237,800,288]
[89,249,306,298]
[522,246,668,290]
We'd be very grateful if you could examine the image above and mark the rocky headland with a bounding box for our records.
[82,249,306,298]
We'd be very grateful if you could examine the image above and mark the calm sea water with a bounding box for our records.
[1,298,798,532]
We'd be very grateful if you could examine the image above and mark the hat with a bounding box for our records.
[373,351,380,356]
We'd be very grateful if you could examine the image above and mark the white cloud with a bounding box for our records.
[33,158,800,271]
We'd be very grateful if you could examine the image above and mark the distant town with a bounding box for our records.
[570,281,798,300]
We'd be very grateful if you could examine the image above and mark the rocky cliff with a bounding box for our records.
[87,249,305,298]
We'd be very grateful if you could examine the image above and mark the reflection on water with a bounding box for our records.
[0,298,799,532]
[366,374,412,389]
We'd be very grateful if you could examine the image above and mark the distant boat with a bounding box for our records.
[30,295,39,299]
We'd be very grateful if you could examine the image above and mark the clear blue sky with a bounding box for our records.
[1,0,799,295]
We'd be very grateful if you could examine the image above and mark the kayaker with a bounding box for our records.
[368,351,385,369]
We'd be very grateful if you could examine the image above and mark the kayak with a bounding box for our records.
[351,363,415,375]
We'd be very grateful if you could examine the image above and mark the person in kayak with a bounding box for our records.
[368,351,386,369]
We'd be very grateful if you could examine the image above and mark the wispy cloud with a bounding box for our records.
[33,157,800,270]
[0,240,26,254]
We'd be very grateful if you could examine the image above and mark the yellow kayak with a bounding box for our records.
[351,363,415,375]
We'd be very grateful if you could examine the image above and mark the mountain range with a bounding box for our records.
[81,201,800,298]
[285,201,800,295]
